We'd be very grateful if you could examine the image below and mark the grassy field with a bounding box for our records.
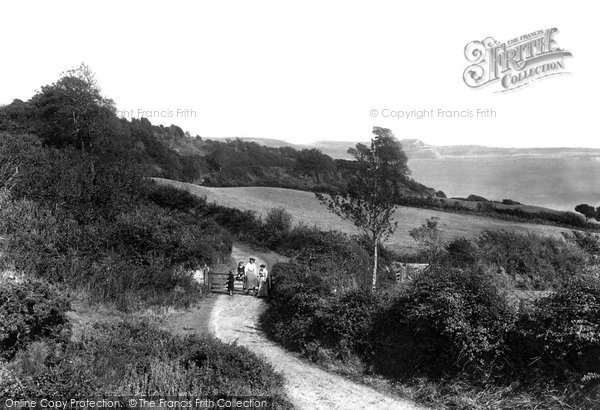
[155,178,571,253]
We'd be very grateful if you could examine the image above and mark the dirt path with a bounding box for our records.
[209,245,423,410]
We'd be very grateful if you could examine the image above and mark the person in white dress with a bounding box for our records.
[257,264,269,297]
[244,257,259,296]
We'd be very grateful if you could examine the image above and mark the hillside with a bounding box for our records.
[155,178,570,253]
[230,137,600,211]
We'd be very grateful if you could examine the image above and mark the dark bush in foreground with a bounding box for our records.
[263,244,600,408]
[1,320,291,406]
[0,279,70,360]
[370,266,515,378]
[263,261,381,360]
[511,277,600,381]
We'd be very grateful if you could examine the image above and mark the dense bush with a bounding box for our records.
[1,320,291,406]
[2,136,144,223]
[0,279,70,360]
[1,194,231,308]
[466,194,489,202]
[145,182,207,212]
[369,266,515,378]
[511,277,600,381]
[262,207,293,247]
[262,260,377,360]
[0,142,233,309]
[476,230,588,289]
[443,237,479,267]
[564,230,600,257]
[262,230,376,358]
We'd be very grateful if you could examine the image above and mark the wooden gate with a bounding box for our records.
[207,271,272,294]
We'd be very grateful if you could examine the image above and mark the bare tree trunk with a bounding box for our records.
[372,236,378,292]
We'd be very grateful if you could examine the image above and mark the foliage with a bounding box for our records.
[29,63,117,152]
[145,182,208,212]
[511,277,600,380]
[501,198,521,205]
[409,217,445,263]
[465,194,488,202]
[0,279,71,360]
[443,237,479,267]
[294,148,337,183]
[317,127,410,290]
[262,229,376,357]
[0,140,232,309]
[563,230,600,257]
[397,195,589,230]
[370,266,516,378]
[1,321,291,406]
[575,203,598,222]
[476,230,588,289]
[263,230,600,408]
[262,207,293,247]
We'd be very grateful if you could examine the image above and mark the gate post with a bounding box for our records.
[205,268,211,292]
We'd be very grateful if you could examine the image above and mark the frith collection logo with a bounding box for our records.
[463,28,572,92]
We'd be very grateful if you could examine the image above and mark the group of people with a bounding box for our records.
[226,257,269,297]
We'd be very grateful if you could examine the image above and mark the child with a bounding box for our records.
[236,261,245,289]
[226,270,235,296]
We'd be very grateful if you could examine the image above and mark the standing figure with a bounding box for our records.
[244,257,259,296]
[226,270,235,296]
[257,264,269,297]
[237,261,246,291]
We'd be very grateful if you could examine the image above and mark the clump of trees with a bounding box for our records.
[575,203,600,222]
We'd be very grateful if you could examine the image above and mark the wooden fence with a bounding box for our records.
[206,271,272,294]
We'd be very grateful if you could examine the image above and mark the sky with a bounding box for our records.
[0,1,596,147]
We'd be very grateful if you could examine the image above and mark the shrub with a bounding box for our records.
[444,237,478,267]
[2,320,291,406]
[0,279,71,360]
[369,266,515,378]
[145,182,207,212]
[262,207,293,246]
[7,142,144,223]
[201,204,265,243]
[409,217,445,264]
[466,194,488,202]
[263,260,383,362]
[511,277,600,380]
[1,190,230,309]
[477,230,588,289]
[563,230,600,257]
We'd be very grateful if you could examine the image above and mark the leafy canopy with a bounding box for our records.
[318,127,409,240]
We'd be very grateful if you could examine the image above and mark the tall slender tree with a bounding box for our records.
[316,127,410,291]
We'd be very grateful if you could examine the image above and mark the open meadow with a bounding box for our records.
[156,178,570,253]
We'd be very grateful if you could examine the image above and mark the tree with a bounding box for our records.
[316,127,410,291]
[575,204,597,222]
[30,63,116,152]
[295,148,336,183]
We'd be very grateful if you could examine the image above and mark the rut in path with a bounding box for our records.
[210,245,423,410]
